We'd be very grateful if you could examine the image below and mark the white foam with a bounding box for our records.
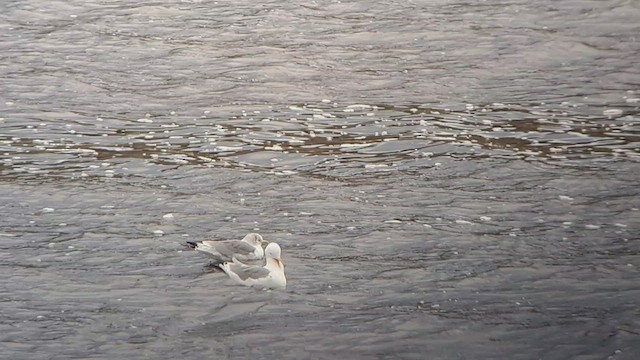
[265,144,283,151]
[340,143,371,148]
[603,109,623,118]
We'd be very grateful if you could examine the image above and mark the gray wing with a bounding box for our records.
[203,240,255,258]
[228,263,270,281]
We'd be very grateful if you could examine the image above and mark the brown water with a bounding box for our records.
[1,0,639,359]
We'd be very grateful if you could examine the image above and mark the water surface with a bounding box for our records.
[1,0,639,359]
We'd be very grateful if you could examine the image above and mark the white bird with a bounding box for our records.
[219,242,286,290]
[186,233,267,263]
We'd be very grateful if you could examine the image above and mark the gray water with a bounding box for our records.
[1,0,640,359]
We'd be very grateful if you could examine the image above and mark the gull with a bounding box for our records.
[219,242,286,290]
[186,233,267,263]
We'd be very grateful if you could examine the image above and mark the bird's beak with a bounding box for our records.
[261,239,269,247]
[275,258,283,267]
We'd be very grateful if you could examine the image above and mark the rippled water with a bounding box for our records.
[1,0,639,359]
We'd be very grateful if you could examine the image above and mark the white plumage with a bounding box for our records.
[219,242,286,290]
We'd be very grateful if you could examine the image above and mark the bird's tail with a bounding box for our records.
[185,241,198,249]
[218,262,231,275]
[204,261,224,273]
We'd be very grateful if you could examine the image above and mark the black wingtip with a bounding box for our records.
[185,241,198,249]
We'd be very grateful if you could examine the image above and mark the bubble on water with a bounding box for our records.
[480,216,491,221]
[455,219,473,225]
[137,118,153,123]
[153,230,165,236]
[364,164,388,169]
[41,207,55,213]
[274,170,297,176]
[585,224,600,230]
[385,219,402,224]
[265,144,283,151]
[341,143,371,149]
[603,109,623,118]
[162,213,174,220]
[558,195,574,201]
[347,104,372,109]
[614,223,627,228]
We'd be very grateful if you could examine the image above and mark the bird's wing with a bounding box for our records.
[228,263,271,281]
[200,240,255,258]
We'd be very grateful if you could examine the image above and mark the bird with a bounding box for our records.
[186,233,267,264]
[219,242,286,290]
